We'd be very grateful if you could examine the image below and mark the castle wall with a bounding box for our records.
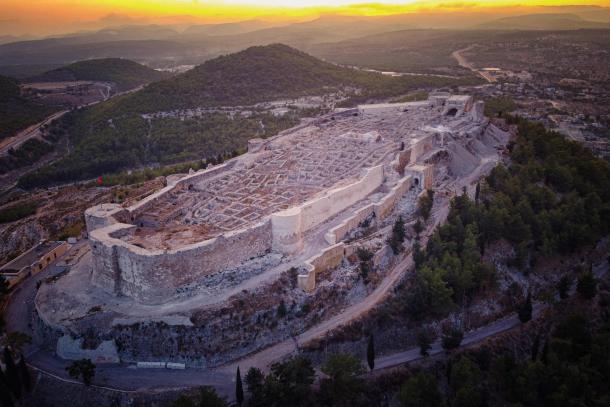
[90,220,272,304]
[272,165,384,255]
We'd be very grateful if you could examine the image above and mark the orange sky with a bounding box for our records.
[2,0,610,36]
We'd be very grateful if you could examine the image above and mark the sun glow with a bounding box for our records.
[2,0,610,35]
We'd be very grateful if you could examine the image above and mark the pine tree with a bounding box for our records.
[0,379,14,407]
[367,335,375,371]
[577,271,597,299]
[235,366,244,406]
[3,347,21,399]
[475,182,481,205]
[531,333,540,361]
[518,292,533,323]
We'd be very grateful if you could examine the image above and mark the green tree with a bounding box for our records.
[198,386,227,407]
[518,292,533,323]
[66,358,96,386]
[245,367,265,407]
[3,347,21,399]
[418,190,435,220]
[16,354,30,393]
[268,356,315,406]
[441,326,463,351]
[450,357,485,407]
[1,332,32,355]
[0,378,14,407]
[171,396,196,407]
[319,353,364,407]
[406,266,454,320]
[366,334,375,371]
[397,372,446,407]
[557,275,571,299]
[277,300,287,318]
[577,271,597,299]
[388,216,406,255]
[235,366,244,406]
[417,329,435,357]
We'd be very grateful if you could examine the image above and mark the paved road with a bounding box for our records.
[375,303,544,370]
[452,46,496,84]
[5,133,508,398]
[0,110,68,155]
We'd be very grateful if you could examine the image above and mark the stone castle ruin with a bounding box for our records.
[83,93,494,304]
[34,92,512,367]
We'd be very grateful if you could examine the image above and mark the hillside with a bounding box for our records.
[27,58,168,91]
[0,75,56,140]
[476,13,610,30]
[17,44,480,188]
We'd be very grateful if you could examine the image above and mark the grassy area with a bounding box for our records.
[484,96,517,118]
[0,202,37,223]
[390,91,429,103]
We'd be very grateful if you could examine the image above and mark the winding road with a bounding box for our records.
[452,46,496,83]
[4,128,513,401]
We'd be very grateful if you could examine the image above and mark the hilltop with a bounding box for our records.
[0,75,56,140]
[27,58,168,91]
[101,44,394,113]
[18,44,479,188]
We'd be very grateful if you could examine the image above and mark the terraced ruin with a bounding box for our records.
[35,93,511,367]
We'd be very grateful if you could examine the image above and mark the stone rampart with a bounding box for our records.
[325,174,412,245]
[298,243,346,291]
[272,165,384,254]
[90,219,272,304]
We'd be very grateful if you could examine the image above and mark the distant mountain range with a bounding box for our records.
[27,58,168,91]
[476,13,610,30]
[2,10,610,68]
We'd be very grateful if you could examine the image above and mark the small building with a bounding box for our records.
[0,241,69,288]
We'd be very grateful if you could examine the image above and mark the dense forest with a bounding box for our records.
[0,75,56,140]
[397,116,610,323]
[27,58,168,91]
[17,44,479,188]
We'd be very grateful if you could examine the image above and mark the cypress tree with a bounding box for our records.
[17,355,30,392]
[531,333,540,361]
[3,347,21,399]
[235,366,244,406]
[367,335,375,371]
[518,292,533,323]
[0,378,14,407]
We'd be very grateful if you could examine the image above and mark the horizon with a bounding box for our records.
[2,1,610,36]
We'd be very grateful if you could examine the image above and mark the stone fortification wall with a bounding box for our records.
[299,174,413,291]
[90,220,272,304]
[298,243,345,291]
[272,165,384,254]
[84,204,129,234]
[325,174,412,245]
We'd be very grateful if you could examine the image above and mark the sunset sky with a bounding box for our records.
[2,0,610,36]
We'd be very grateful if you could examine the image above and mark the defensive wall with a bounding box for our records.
[271,165,384,254]
[86,163,392,304]
[84,94,474,303]
[298,172,416,291]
